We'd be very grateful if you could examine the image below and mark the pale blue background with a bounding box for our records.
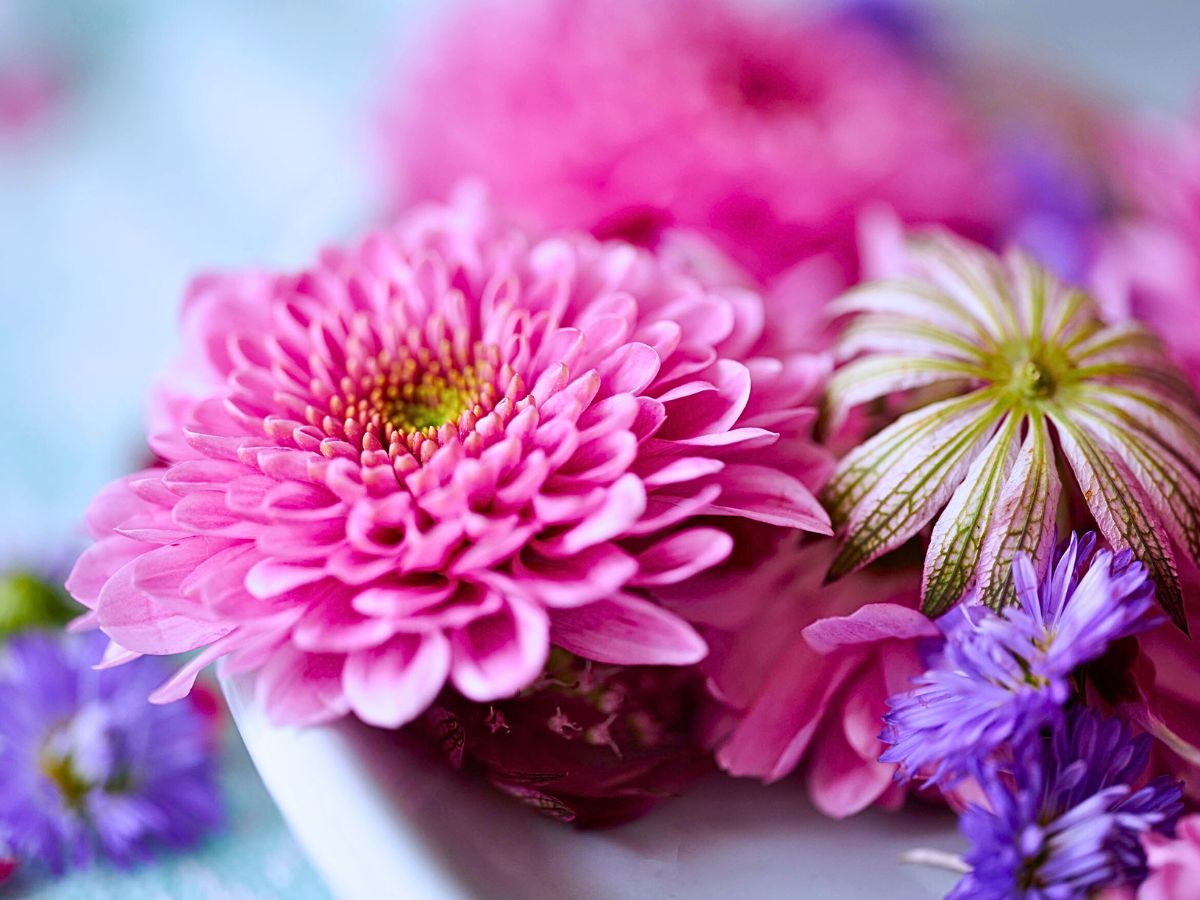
[1,1,1197,898]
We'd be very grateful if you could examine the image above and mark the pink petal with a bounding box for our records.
[148,629,246,703]
[806,714,895,819]
[449,597,549,701]
[598,342,660,396]
[255,645,350,727]
[550,592,706,665]
[802,603,937,655]
[66,535,147,606]
[542,474,646,556]
[97,558,234,655]
[631,528,734,586]
[514,545,638,607]
[343,633,451,728]
[705,463,832,533]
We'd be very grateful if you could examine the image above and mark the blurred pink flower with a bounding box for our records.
[680,537,933,818]
[1139,815,1200,900]
[1092,111,1200,384]
[384,0,1007,288]
[0,58,61,139]
[68,187,832,728]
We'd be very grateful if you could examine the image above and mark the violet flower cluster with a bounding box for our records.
[882,533,1159,785]
[0,629,222,877]
[952,710,1182,899]
[882,535,1184,897]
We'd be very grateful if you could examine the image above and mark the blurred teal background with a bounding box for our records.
[1,1,1198,897]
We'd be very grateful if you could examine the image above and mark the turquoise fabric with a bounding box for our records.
[8,734,331,900]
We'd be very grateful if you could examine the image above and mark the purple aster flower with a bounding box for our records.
[0,631,223,874]
[950,709,1182,899]
[882,533,1159,784]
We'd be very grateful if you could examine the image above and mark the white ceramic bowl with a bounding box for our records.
[221,670,962,899]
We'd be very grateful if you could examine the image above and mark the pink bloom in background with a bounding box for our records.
[675,537,933,818]
[384,0,1008,293]
[1092,110,1200,384]
[0,57,61,139]
[68,186,832,728]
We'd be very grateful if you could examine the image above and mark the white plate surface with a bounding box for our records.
[221,670,962,900]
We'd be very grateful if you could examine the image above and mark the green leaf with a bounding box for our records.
[976,412,1062,609]
[921,414,1020,616]
[1050,410,1187,630]
[0,571,77,640]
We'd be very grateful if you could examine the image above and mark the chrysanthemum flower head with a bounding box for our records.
[67,188,831,728]
[950,710,1182,899]
[0,631,222,873]
[385,0,1007,284]
[825,225,1200,626]
[882,533,1159,786]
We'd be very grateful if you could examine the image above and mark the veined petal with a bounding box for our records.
[823,355,982,432]
[908,232,1017,340]
[1072,402,1200,563]
[828,397,1006,580]
[1050,411,1185,629]
[976,412,1062,609]
[836,316,987,365]
[826,279,989,342]
[922,414,1020,616]
[824,389,998,528]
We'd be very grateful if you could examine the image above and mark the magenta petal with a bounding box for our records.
[513,545,638,607]
[66,535,147,606]
[544,474,647,556]
[550,592,707,665]
[802,602,938,655]
[705,463,832,533]
[449,597,549,702]
[148,629,245,703]
[83,472,157,536]
[631,527,733,586]
[245,559,326,598]
[97,558,234,655]
[343,633,451,728]
[806,715,895,819]
[255,645,349,726]
[715,650,858,782]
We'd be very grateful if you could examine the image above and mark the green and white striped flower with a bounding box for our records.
[823,229,1200,627]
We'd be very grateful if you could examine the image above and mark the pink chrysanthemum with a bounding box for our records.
[67,188,831,728]
[383,0,1007,285]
